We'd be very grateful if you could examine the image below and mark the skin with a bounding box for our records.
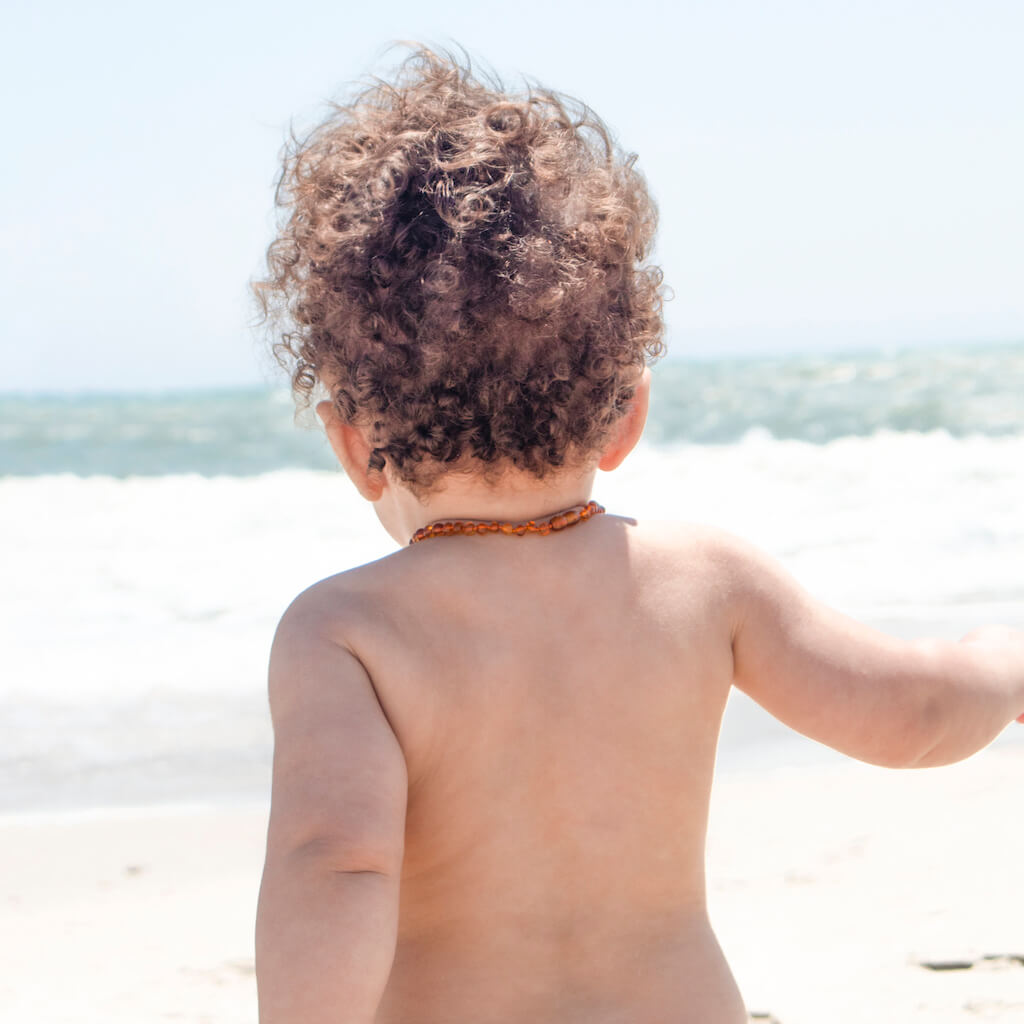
[256,372,1024,1024]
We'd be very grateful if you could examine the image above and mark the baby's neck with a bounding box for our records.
[384,465,599,546]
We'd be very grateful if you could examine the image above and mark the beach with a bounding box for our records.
[710,743,1024,1023]
[3,744,1021,1023]
[0,804,264,1023]
[2,347,1022,1020]
[5,0,1024,1010]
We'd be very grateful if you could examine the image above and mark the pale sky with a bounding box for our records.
[2,0,1022,391]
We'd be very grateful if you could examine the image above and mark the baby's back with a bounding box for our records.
[334,517,746,1024]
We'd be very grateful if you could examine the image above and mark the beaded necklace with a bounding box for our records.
[409,500,605,545]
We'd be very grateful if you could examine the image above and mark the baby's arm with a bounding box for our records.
[256,588,407,1024]
[720,535,1024,767]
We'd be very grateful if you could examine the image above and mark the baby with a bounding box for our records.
[253,47,1024,1024]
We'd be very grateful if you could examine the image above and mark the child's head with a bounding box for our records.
[257,46,664,495]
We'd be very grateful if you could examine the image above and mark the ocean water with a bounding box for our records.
[2,343,1023,812]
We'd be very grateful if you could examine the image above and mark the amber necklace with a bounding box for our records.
[409,500,605,544]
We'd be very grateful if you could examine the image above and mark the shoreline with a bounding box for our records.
[6,679,1015,823]
[4,706,1020,820]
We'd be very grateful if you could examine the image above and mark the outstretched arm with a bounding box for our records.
[256,592,407,1024]
[721,534,1024,768]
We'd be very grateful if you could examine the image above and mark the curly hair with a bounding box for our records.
[255,46,665,492]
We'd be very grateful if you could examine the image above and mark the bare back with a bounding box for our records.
[259,507,1024,1023]
[329,516,746,1024]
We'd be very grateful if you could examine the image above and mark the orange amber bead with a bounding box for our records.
[408,502,605,544]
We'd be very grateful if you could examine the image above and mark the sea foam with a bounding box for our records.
[3,428,1023,810]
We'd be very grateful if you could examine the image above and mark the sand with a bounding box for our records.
[0,804,265,1023]
[2,744,1022,1023]
[709,743,1024,1023]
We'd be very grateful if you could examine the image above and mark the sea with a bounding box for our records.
[2,342,1023,814]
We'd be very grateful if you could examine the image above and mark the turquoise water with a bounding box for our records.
[3,342,1022,477]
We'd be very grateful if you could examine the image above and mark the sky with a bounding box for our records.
[2,0,1022,391]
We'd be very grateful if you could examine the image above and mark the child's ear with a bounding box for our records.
[597,368,650,472]
[316,401,385,502]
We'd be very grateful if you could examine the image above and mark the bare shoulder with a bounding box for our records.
[266,549,436,742]
[265,551,419,748]
[619,517,759,597]
[628,517,803,596]
[621,516,751,557]
[273,549,412,647]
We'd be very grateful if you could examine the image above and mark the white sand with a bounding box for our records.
[709,743,1024,1022]
[3,745,1022,1023]
[0,804,266,1023]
